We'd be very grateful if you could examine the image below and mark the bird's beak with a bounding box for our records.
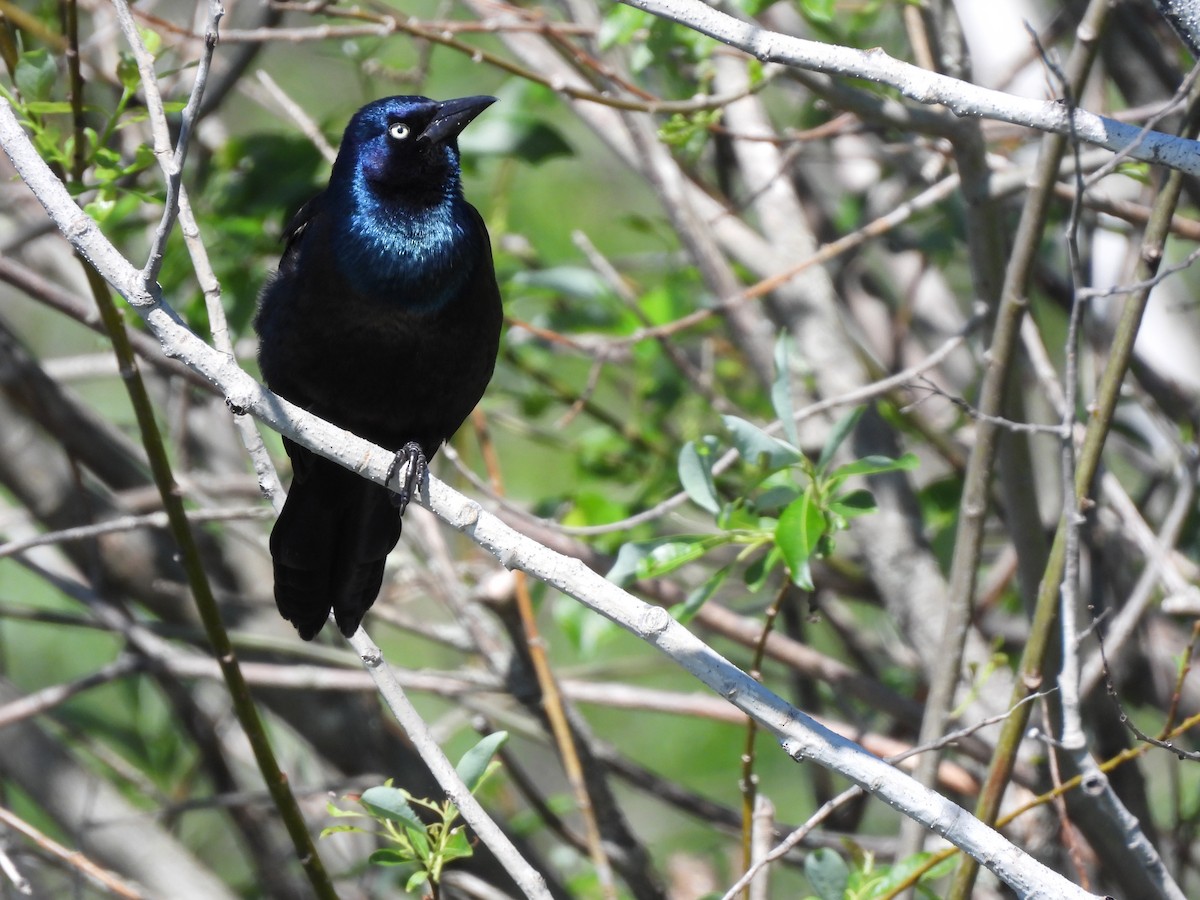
[419,95,497,146]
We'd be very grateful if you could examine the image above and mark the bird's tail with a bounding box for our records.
[270,448,402,640]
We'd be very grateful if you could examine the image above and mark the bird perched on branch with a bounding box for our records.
[254,95,502,640]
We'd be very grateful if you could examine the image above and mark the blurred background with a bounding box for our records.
[1,0,1199,897]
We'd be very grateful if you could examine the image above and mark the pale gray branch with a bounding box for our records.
[620,0,1200,174]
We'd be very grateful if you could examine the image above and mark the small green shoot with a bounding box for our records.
[2,45,176,209]
[803,846,955,899]
[321,732,508,896]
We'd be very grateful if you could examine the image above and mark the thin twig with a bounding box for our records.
[0,506,270,560]
[0,838,30,896]
[344,628,552,899]
[110,0,220,283]
[142,2,769,116]
[110,0,283,505]
[739,583,789,895]
[470,408,618,899]
[904,376,1069,438]
[251,70,338,163]
[721,690,1053,900]
[0,805,146,899]
[0,657,142,728]
[1095,633,1200,763]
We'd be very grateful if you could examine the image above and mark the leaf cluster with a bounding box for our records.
[803,846,955,900]
[321,732,507,894]
[611,339,916,619]
[2,39,180,217]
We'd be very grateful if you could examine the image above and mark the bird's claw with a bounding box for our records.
[387,442,427,514]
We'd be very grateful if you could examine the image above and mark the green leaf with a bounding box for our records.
[84,197,115,221]
[325,800,367,819]
[716,499,761,532]
[678,438,720,514]
[138,26,163,56]
[440,827,474,863]
[366,847,411,867]
[460,101,573,164]
[743,544,782,593]
[776,489,824,590]
[753,484,801,514]
[637,535,730,579]
[360,786,423,830]
[319,824,370,838]
[456,732,508,793]
[817,406,864,474]
[771,334,799,447]
[723,415,802,472]
[405,870,430,891]
[920,850,957,881]
[23,101,73,115]
[629,43,653,74]
[867,851,954,897]
[829,452,919,484]
[116,52,141,92]
[607,542,648,585]
[599,4,651,49]
[32,123,66,166]
[805,848,850,900]
[561,490,629,531]
[658,109,721,158]
[15,49,57,102]
[828,488,876,519]
[798,0,837,25]
[129,143,156,172]
[406,824,431,860]
[675,563,732,622]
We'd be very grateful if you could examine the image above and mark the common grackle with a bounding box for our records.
[254,95,502,640]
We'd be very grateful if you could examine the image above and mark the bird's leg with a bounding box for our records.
[387,441,428,514]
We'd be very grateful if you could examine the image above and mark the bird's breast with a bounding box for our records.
[337,197,475,311]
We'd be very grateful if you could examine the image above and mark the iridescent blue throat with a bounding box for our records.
[334,172,476,311]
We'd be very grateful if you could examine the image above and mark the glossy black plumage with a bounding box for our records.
[254,96,502,640]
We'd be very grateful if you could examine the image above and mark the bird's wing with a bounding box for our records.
[464,201,503,305]
[279,192,326,262]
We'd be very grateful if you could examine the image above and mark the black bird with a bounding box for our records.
[254,95,502,640]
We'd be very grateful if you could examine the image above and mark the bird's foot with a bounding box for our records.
[387,441,427,514]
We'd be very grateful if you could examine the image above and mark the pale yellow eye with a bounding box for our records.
[388,122,411,141]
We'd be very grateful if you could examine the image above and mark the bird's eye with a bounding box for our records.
[388,122,411,141]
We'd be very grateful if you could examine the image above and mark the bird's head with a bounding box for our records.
[333,95,495,205]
